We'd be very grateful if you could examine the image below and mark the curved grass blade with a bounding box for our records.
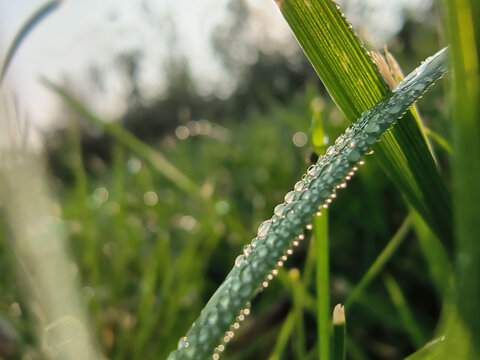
[276,0,452,245]
[445,0,480,354]
[167,48,448,360]
[1,0,62,84]
[41,78,201,196]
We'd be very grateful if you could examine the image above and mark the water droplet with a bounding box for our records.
[256,245,268,258]
[213,353,220,360]
[326,146,336,156]
[284,191,295,203]
[281,255,288,261]
[347,149,361,162]
[326,198,332,203]
[235,255,246,268]
[272,269,278,275]
[262,281,269,288]
[267,274,274,280]
[387,103,402,114]
[306,224,313,230]
[277,260,284,267]
[366,150,374,155]
[316,211,322,216]
[287,249,293,255]
[207,308,219,325]
[178,336,189,350]
[298,234,305,240]
[365,122,380,134]
[294,181,305,192]
[359,160,365,165]
[243,245,252,258]
[307,165,317,175]
[257,220,272,238]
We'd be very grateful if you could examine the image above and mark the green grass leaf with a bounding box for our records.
[166,48,447,360]
[276,0,452,244]
[1,0,61,83]
[444,0,480,354]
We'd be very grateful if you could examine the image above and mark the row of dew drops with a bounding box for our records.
[208,124,375,359]
[175,46,448,360]
[176,95,411,358]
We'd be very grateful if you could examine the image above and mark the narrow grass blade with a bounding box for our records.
[166,49,448,360]
[275,0,452,244]
[268,311,296,360]
[445,0,480,353]
[332,304,346,360]
[1,0,61,83]
[42,79,201,196]
[314,211,329,360]
[403,336,446,360]
[410,210,451,297]
[384,275,427,348]
[345,215,411,309]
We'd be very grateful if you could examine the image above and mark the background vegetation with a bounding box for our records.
[0,0,477,359]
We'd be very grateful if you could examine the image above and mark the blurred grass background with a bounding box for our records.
[0,1,457,359]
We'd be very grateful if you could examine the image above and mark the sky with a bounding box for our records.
[0,0,433,137]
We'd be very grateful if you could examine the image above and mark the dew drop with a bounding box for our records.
[293,240,299,246]
[263,281,269,288]
[282,255,288,261]
[366,150,374,155]
[272,269,278,275]
[243,245,252,258]
[294,181,305,192]
[298,234,305,240]
[273,204,285,217]
[347,149,361,162]
[277,260,284,267]
[359,160,365,165]
[345,175,351,181]
[267,274,274,280]
[306,224,313,230]
[177,336,189,350]
[307,165,317,175]
[326,146,336,156]
[287,249,293,255]
[365,122,380,134]
[284,191,296,203]
[322,204,329,209]
[316,211,322,216]
[331,193,337,198]
[326,198,333,203]
[257,220,272,238]
[213,354,220,360]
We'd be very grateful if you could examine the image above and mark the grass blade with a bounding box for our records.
[403,336,446,360]
[275,0,452,244]
[1,0,61,83]
[344,215,411,309]
[166,49,448,360]
[42,79,201,196]
[332,304,346,360]
[445,0,480,353]
[314,211,329,360]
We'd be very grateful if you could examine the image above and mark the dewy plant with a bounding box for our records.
[167,47,449,360]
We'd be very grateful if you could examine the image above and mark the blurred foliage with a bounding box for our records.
[0,1,454,360]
